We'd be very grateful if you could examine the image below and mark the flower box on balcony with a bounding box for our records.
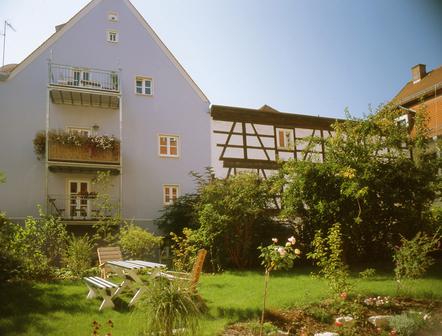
[34,130,120,165]
[48,142,120,164]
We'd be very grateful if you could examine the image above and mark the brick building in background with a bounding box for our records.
[394,64,442,139]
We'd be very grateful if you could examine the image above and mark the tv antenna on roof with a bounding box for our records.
[2,20,16,67]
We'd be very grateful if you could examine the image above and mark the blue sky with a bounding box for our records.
[1,0,441,118]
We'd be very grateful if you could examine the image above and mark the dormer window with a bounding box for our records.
[108,12,118,22]
[107,30,118,43]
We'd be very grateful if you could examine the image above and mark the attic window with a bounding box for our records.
[107,31,118,43]
[108,12,118,22]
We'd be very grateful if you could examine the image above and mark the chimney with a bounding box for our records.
[411,64,426,83]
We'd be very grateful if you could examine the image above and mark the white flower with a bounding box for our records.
[277,247,287,256]
[272,238,278,243]
[288,236,296,245]
[285,242,291,247]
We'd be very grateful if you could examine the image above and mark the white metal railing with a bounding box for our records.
[49,63,120,92]
[48,194,120,220]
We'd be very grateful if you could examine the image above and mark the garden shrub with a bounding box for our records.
[196,172,278,269]
[119,223,162,260]
[170,228,201,272]
[393,231,440,282]
[63,234,94,277]
[389,311,427,336]
[14,208,68,279]
[277,104,440,263]
[307,223,350,295]
[92,171,122,244]
[0,212,22,281]
[139,277,202,336]
[155,193,199,237]
[359,268,377,279]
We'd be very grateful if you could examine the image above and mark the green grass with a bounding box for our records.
[1,266,442,335]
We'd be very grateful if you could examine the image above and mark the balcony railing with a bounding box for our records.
[48,194,120,221]
[48,141,120,165]
[49,63,120,93]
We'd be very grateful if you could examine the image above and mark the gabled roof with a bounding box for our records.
[4,0,209,103]
[211,104,343,130]
[259,104,280,113]
[394,65,442,106]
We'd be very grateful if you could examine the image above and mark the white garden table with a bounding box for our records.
[106,259,166,306]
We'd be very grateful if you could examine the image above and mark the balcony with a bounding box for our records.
[34,130,121,173]
[48,142,120,165]
[49,63,120,109]
[48,194,120,223]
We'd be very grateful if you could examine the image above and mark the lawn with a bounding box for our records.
[1,266,441,335]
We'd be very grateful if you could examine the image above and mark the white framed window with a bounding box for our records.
[395,114,409,127]
[108,12,118,22]
[276,128,295,150]
[66,127,91,137]
[107,30,119,43]
[135,77,153,95]
[159,135,179,157]
[163,185,179,205]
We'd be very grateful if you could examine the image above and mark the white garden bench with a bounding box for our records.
[84,276,120,311]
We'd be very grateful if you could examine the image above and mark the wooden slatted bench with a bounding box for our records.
[84,276,120,311]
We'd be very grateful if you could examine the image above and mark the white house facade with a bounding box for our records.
[0,0,211,231]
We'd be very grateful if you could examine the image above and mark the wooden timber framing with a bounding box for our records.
[211,104,344,179]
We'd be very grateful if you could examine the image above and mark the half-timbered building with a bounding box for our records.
[211,104,343,178]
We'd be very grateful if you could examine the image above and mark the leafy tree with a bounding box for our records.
[155,193,199,236]
[155,168,215,238]
[276,104,440,262]
[196,172,278,269]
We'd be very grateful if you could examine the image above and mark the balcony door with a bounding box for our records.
[68,180,91,219]
[73,69,90,87]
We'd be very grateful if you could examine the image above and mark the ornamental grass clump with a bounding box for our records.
[258,236,301,336]
[139,277,202,336]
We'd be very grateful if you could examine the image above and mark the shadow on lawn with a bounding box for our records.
[216,307,261,320]
[0,281,90,335]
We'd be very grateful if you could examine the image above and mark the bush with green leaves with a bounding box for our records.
[307,223,350,295]
[359,268,377,279]
[276,104,440,263]
[196,172,278,269]
[119,223,162,260]
[63,234,94,277]
[155,193,199,237]
[393,231,440,282]
[0,212,22,281]
[170,228,201,272]
[139,277,202,336]
[389,311,427,336]
[92,171,122,244]
[14,208,68,279]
